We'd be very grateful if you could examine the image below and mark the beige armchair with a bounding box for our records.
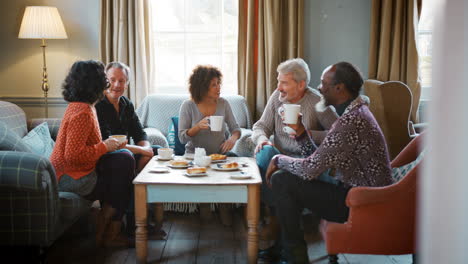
[364,80,413,159]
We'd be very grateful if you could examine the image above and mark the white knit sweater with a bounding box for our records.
[251,87,338,156]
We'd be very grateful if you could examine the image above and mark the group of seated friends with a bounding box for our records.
[51,57,393,263]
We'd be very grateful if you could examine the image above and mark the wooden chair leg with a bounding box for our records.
[328,254,339,264]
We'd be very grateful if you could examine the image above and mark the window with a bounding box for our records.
[417,4,434,101]
[148,0,238,95]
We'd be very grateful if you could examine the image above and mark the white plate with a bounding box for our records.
[183,153,195,160]
[167,164,189,169]
[211,159,227,163]
[183,172,208,177]
[210,164,240,171]
[155,155,175,161]
[230,172,252,180]
[148,166,170,173]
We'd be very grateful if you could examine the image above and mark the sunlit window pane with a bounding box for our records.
[185,33,222,77]
[186,0,221,32]
[151,0,184,32]
[153,34,185,92]
[417,3,434,101]
[149,0,238,95]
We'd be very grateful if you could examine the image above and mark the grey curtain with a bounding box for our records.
[100,0,151,106]
[238,0,304,121]
[368,0,422,122]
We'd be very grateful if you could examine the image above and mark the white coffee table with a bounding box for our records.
[133,156,262,264]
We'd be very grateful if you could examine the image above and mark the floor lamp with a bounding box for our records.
[18,6,68,118]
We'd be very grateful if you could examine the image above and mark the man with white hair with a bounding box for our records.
[251,58,338,241]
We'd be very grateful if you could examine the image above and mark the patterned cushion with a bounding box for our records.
[0,121,32,152]
[30,118,62,140]
[167,122,176,149]
[170,116,185,155]
[20,122,55,158]
[391,150,425,183]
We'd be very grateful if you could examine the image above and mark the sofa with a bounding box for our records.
[136,94,256,157]
[0,101,91,253]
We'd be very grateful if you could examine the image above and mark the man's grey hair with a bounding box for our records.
[105,61,131,85]
[277,58,310,86]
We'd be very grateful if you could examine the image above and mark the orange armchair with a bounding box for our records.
[320,134,424,264]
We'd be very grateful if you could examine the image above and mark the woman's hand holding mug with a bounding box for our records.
[196,117,210,130]
[104,137,121,152]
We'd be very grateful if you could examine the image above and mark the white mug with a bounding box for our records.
[194,147,206,157]
[194,155,211,167]
[283,104,301,124]
[158,148,174,159]
[109,135,127,144]
[208,116,224,132]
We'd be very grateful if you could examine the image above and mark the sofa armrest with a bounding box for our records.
[30,118,62,140]
[0,151,57,192]
[0,151,60,247]
[144,127,169,148]
[231,128,255,157]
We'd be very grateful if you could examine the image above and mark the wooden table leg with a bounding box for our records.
[135,184,148,264]
[246,185,260,264]
[153,203,164,229]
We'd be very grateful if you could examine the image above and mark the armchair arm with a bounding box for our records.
[347,165,419,208]
[144,127,169,148]
[0,151,57,192]
[231,128,255,157]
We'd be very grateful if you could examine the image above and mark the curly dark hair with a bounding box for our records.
[62,60,107,103]
[188,65,222,103]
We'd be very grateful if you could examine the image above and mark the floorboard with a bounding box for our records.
[36,210,414,264]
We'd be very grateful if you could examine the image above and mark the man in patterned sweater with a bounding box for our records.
[263,62,393,264]
[251,58,338,240]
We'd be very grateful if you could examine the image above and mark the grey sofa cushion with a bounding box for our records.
[0,121,32,152]
[59,192,92,223]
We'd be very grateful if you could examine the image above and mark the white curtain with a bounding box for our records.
[419,0,468,263]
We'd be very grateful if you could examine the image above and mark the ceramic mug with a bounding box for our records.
[158,148,174,159]
[208,116,224,132]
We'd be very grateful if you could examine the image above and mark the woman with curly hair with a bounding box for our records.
[178,65,241,155]
[178,65,241,226]
[50,60,135,247]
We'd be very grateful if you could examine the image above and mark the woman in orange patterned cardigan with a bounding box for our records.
[50,60,135,247]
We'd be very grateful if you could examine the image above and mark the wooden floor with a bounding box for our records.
[38,208,412,264]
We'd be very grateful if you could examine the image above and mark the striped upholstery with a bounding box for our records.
[0,151,59,247]
[0,100,91,248]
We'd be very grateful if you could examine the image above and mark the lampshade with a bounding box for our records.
[18,6,68,39]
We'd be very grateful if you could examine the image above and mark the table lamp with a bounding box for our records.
[18,6,68,118]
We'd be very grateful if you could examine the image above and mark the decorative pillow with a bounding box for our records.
[167,122,176,149]
[20,122,55,158]
[391,150,425,183]
[170,116,185,155]
[0,121,32,152]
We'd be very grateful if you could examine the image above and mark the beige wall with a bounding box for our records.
[0,0,100,118]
